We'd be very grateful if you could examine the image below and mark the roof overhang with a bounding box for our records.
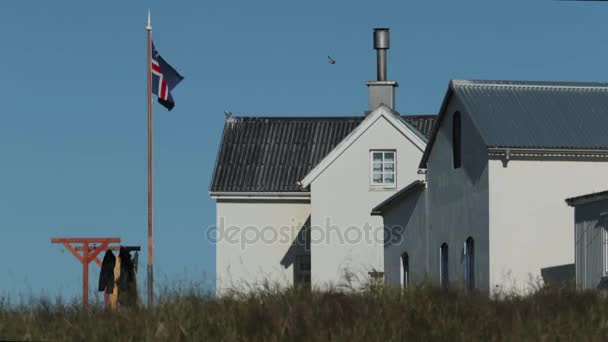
[419,81,455,169]
[565,190,608,207]
[420,79,608,169]
[210,191,311,200]
[489,147,608,161]
[299,105,427,189]
[371,180,426,215]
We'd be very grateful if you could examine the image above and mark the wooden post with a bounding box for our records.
[146,10,154,307]
[50,237,121,310]
[83,242,89,308]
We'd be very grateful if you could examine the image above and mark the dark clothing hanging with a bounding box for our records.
[118,246,137,307]
[98,250,116,293]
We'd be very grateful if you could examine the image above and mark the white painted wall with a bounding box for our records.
[215,199,310,294]
[310,114,424,289]
[488,159,608,293]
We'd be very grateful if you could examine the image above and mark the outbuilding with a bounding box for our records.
[566,191,608,289]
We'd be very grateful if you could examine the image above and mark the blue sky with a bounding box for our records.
[1,0,607,301]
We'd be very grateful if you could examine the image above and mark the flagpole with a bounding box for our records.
[146,10,154,306]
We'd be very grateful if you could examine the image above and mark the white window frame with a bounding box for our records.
[370,150,396,189]
[401,253,409,288]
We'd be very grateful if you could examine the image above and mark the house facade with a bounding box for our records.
[299,106,430,288]
[210,28,437,293]
[566,191,608,289]
[210,111,435,293]
[375,80,608,294]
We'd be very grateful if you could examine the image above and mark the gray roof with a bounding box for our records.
[540,264,575,287]
[370,180,425,215]
[565,190,608,207]
[421,80,608,168]
[210,115,436,193]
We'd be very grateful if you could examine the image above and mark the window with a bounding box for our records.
[603,225,608,277]
[401,253,409,288]
[371,151,396,187]
[452,111,462,169]
[369,271,385,287]
[464,237,475,292]
[440,243,449,289]
[294,255,311,289]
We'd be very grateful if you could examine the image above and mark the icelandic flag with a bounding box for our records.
[151,42,184,110]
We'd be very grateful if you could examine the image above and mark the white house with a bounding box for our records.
[209,28,436,293]
[374,80,608,294]
[566,190,608,289]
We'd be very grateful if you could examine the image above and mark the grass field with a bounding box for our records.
[1,284,607,341]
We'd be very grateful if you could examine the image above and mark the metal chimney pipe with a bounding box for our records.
[373,28,390,81]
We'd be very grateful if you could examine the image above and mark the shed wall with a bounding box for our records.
[573,199,608,289]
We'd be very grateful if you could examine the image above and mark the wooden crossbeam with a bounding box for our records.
[51,238,121,244]
[75,246,141,252]
[51,237,121,309]
[75,246,141,266]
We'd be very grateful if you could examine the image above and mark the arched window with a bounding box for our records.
[401,253,409,288]
[452,111,462,169]
[465,237,475,292]
[440,243,449,289]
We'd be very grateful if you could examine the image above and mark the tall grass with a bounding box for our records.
[1,284,608,341]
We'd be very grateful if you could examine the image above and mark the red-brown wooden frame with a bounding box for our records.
[51,237,121,309]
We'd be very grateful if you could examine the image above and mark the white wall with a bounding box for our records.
[310,114,424,289]
[488,159,608,293]
[215,199,310,294]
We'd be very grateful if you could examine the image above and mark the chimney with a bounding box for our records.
[366,28,398,113]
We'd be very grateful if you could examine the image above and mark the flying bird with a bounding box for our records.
[327,56,336,65]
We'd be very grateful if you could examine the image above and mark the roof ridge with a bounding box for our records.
[402,114,437,118]
[452,79,608,89]
[227,115,364,120]
[227,114,438,120]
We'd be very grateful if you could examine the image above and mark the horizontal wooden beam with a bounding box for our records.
[51,238,121,244]
[75,245,141,252]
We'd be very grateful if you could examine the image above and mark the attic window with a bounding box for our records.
[371,151,396,188]
[452,111,462,169]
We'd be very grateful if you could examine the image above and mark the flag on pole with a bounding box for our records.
[151,42,184,110]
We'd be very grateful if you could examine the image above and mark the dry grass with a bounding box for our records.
[1,284,608,341]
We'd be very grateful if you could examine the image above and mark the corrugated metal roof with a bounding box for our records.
[455,80,608,149]
[565,190,608,207]
[400,115,436,142]
[420,80,608,168]
[210,114,436,193]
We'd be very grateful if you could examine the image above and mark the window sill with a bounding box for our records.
[369,185,397,191]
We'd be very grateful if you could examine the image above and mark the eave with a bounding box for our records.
[299,105,427,188]
[488,147,608,161]
[565,190,608,207]
[209,191,311,200]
